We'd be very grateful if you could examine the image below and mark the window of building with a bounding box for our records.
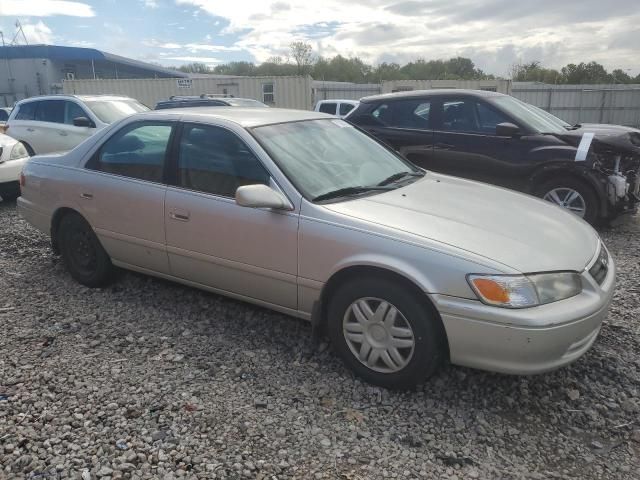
[88,122,172,183]
[263,83,274,104]
[177,124,270,197]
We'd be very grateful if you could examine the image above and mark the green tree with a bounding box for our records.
[289,41,314,75]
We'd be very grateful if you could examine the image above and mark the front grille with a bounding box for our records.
[589,246,609,285]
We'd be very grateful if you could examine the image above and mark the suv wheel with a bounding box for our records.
[327,277,446,389]
[536,177,599,224]
[58,212,114,287]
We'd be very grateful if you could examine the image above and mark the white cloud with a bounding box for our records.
[144,38,242,52]
[19,21,54,44]
[164,55,222,64]
[142,0,159,8]
[175,0,640,75]
[0,0,95,17]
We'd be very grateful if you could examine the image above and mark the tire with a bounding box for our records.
[58,212,114,287]
[0,191,19,202]
[327,277,446,389]
[535,176,600,225]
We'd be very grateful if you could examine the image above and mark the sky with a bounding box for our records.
[0,0,638,76]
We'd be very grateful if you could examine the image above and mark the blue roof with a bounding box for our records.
[0,44,188,77]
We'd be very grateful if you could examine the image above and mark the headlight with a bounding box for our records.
[9,142,29,161]
[467,272,582,308]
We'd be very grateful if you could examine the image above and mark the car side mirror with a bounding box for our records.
[73,116,95,128]
[496,122,520,137]
[235,184,293,210]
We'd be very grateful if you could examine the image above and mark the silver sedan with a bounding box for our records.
[17,107,615,388]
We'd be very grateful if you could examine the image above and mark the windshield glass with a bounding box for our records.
[252,119,420,201]
[528,104,572,129]
[226,98,268,107]
[489,96,565,134]
[85,99,149,124]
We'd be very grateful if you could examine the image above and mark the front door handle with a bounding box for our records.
[80,193,93,199]
[26,127,35,132]
[434,143,454,150]
[58,131,68,136]
[168,208,190,221]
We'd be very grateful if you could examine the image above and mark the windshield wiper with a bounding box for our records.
[377,170,425,186]
[313,185,394,202]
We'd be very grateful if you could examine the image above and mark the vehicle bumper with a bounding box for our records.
[0,156,27,185]
[430,247,616,375]
[16,197,50,234]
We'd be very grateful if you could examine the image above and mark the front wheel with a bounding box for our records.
[327,277,446,389]
[536,177,599,225]
[58,212,115,287]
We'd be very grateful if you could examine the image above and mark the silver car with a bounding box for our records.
[17,108,615,388]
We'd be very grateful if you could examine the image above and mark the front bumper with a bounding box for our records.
[431,247,616,375]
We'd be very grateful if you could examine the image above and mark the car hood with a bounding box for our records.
[556,124,640,156]
[324,174,600,273]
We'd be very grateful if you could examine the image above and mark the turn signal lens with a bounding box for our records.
[467,274,539,308]
[470,278,510,303]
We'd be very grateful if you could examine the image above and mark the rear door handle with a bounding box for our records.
[80,193,93,199]
[26,127,35,132]
[168,208,190,221]
[58,131,68,136]
[434,143,454,150]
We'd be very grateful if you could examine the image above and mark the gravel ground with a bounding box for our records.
[1,199,639,480]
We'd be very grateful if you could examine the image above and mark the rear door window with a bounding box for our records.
[87,122,173,183]
[15,102,38,120]
[318,103,337,115]
[391,100,431,130]
[35,100,65,124]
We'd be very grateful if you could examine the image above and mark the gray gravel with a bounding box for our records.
[1,198,639,480]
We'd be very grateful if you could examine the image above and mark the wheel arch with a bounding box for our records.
[50,206,83,254]
[312,264,450,359]
[528,163,608,217]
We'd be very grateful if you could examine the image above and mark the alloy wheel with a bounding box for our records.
[342,297,415,373]
[543,187,587,218]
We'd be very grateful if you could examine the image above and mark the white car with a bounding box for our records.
[315,99,360,118]
[0,133,29,201]
[5,95,149,155]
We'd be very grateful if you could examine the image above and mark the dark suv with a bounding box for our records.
[155,95,268,110]
[347,89,640,224]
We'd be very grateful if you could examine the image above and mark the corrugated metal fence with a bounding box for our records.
[63,76,314,110]
[512,83,640,127]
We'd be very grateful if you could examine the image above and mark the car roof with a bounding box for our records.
[318,99,360,104]
[360,89,506,103]
[16,94,135,104]
[134,107,333,128]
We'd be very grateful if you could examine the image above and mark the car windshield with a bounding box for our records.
[489,96,566,134]
[225,98,268,107]
[252,119,422,201]
[528,104,572,129]
[85,99,149,124]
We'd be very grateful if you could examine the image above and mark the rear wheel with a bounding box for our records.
[327,277,446,389]
[58,213,114,287]
[536,176,599,225]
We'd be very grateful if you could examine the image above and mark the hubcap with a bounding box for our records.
[343,297,415,373]
[69,228,97,273]
[543,188,587,218]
